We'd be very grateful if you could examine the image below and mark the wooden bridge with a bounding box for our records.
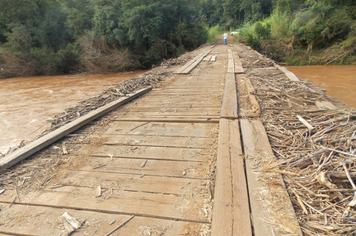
[0,44,304,235]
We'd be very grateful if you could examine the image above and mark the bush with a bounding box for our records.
[207,25,222,44]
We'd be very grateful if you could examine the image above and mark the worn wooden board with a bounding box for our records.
[220,73,238,119]
[87,145,210,162]
[274,63,300,82]
[113,118,219,123]
[57,170,206,196]
[103,122,218,138]
[227,50,235,73]
[0,87,152,169]
[0,203,208,236]
[203,55,212,61]
[234,57,244,74]
[229,119,252,235]
[0,203,134,236]
[0,185,209,223]
[240,119,302,236]
[211,119,252,235]
[245,77,261,116]
[315,100,337,110]
[78,157,210,179]
[100,134,215,149]
[211,119,233,236]
[175,50,211,74]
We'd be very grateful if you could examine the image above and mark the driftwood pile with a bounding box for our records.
[250,70,356,235]
[45,72,164,132]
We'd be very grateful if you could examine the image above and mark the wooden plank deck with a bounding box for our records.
[0,44,302,236]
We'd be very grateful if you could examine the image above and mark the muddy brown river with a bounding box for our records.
[287,65,356,109]
[0,72,145,153]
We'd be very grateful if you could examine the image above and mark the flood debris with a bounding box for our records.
[58,212,82,236]
[245,52,356,234]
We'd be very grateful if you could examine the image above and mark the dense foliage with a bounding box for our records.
[238,0,356,65]
[0,0,355,77]
[0,0,209,77]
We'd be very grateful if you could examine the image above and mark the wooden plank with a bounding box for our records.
[235,57,244,74]
[0,186,209,223]
[245,77,261,116]
[57,170,206,196]
[229,119,252,235]
[100,134,215,149]
[78,157,210,179]
[211,119,233,236]
[227,50,235,73]
[203,55,212,61]
[113,118,219,123]
[240,119,302,236]
[174,51,206,74]
[130,107,220,113]
[103,122,218,137]
[0,204,135,236]
[274,63,300,82]
[87,145,210,162]
[175,50,211,74]
[220,73,238,119]
[0,87,152,169]
[315,100,337,110]
[211,119,252,236]
[0,203,208,235]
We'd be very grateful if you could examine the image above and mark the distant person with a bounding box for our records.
[224,32,228,45]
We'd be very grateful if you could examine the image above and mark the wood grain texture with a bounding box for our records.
[245,77,261,116]
[220,73,238,119]
[240,119,302,236]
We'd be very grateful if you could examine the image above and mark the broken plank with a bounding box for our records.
[220,73,238,119]
[240,119,302,236]
[0,87,152,169]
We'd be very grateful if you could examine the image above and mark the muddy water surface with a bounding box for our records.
[0,72,145,153]
[287,65,356,109]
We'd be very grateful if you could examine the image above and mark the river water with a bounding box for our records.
[287,65,356,109]
[0,72,144,153]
